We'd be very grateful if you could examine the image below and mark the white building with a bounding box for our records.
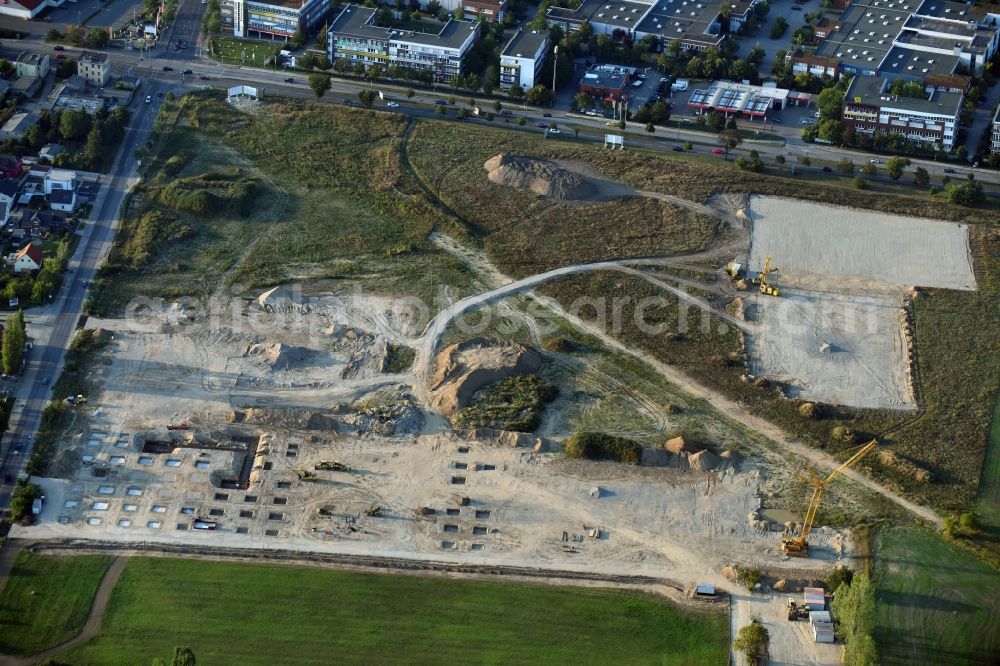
[0,0,54,20]
[842,75,962,150]
[77,52,110,87]
[328,5,479,83]
[44,169,76,195]
[12,243,42,273]
[49,189,78,213]
[499,29,549,91]
[15,52,50,80]
[990,105,1000,155]
[227,0,331,39]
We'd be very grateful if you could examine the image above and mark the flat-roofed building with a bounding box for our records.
[14,52,50,80]
[499,29,550,90]
[228,0,331,39]
[77,51,110,87]
[990,105,1000,155]
[328,4,480,82]
[842,74,962,149]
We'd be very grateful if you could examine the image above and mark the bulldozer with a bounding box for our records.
[315,461,351,472]
[754,256,780,297]
[786,598,809,621]
[782,440,877,557]
[293,469,318,482]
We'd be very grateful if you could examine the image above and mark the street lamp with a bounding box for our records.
[551,45,558,107]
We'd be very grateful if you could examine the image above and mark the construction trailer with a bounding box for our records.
[803,587,826,610]
[810,610,835,643]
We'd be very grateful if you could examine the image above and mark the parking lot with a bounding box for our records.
[33,0,143,31]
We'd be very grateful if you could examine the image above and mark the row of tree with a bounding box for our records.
[2,309,25,375]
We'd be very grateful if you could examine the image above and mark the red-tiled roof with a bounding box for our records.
[11,0,48,11]
[14,243,42,265]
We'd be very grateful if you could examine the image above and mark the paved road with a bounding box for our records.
[0,82,167,507]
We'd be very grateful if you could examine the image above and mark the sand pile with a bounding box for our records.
[485,154,587,199]
[665,436,700,455]
[689,449,720,472]
[244,342,314,371]
[431,338,542,415]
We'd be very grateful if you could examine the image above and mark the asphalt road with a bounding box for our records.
[0,81,167,508]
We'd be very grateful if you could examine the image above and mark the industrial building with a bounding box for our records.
[687,80,796,117]
[841,74,963,149]
[328,4,480,82]
[546,0,759,52]
[499,29,550,91]
[790,0,999,91]
[224,0,331,40]
[578,64,636,102]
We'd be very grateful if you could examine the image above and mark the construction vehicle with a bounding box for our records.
[782,440,877,557]
[754,256,780,296]
[167,421,189,430]
[726,256,780,296]
[315,461,351,472]
[786,598,809,621]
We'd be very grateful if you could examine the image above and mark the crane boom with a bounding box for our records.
[782,440,877,557]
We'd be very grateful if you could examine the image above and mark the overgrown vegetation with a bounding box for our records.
[452,374,557,432]
[384,344,416,374]
[831,573,878,665]
[8,481,41,523]
[0,551,114,655]
[564,431,642,464]
[733,620,769,666]
[63,556,729,664]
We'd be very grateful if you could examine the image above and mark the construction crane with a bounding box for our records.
[781,440,877,557]
[755,256,780,297]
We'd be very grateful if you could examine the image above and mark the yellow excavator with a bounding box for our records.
[725,255,781,296]
[781,440,877,557]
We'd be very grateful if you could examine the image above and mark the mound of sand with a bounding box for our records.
[689,449,720,472]
[483,154,634,202]
[244,342,314,371]
[431,338,542,415]
[665,436,702,455]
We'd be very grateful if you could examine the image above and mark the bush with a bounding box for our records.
[9,481,42,522]
[798,402,820,419]
[452,374,558,432]
[826,565,854,592]
[564,432,642,464]
[831,426,857,443]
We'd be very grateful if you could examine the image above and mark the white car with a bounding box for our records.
[800,119,814,125]
[386,101,399,108]
[547,127,561,134]
[145,95,152,103]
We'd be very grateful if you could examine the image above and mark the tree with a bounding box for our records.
[816,86,844,121]
[524,84,553,106]
[913,166,929,186]
[775,154,785,165]
[861,161,877,177]
[358,89,376,108]
[718,128,742,159]
[59,108,89,141]
[886,155,910,180]
[493,99,502,112]
[837,157,854,174]
[309,74,330,99]
[2,308,26,375]
[733,621,769,666]
[170,647,196,666]
[826,566,854,592]
[771,16,788,39]
[944,177,984,206]
[86,27,109,49]
[574,92,592,111]
[854,175,868,189]
[83,124,103,169]
[645,121,655,133]
[483,66,500,94]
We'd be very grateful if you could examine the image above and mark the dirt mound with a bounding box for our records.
[483,154,634,202]
[244,342,314,371]
[689,449,720,472]
[878,449,934,483]
[338,398,423,436]
[460,427,554,450]
[665,436,702,455]
[431,338,542,416]
[243,408,340,431]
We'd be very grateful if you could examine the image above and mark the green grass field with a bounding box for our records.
[210,37,276,68]
[63,557,728,665]
[0,551,114,655]
[875,527,1000,665]
[977,392,1000,533]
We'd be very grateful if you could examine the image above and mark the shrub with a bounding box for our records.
[452,374,557,431]
[564,432,642,464]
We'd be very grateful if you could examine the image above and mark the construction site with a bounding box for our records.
[11,117,987,665]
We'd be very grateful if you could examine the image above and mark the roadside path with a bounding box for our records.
[0,556,127,666]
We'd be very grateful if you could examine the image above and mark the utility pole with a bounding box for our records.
[551,44,558,107]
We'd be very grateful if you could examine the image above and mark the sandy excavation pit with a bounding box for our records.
[483,154,636,202]
[742,196,977,409]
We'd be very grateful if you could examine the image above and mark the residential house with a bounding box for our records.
[20,210,69,237]
[43,169,76,195]
[38,144,63,164]
[11,243,42,273]
[0,156,22,179]
[78,52,111,87]
[500,29,550,91]
[14,52,50,80]
[990,104,1000,155]
[49,189,78,213]
[0,112,39,141]
[461,0,508,23]
[11,76,41,98]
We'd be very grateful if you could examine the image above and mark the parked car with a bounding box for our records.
[386,101,399,108]
[711,147,725,155]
